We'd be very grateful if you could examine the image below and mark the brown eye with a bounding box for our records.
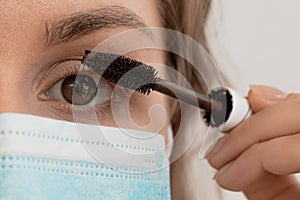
[61,75,97,105]
[46,73,112,106]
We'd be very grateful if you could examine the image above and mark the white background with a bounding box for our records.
[209,0,300,94]
[207,1,300,199]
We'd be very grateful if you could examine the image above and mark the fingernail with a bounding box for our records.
[250,85,287,101]
[206,137,227,159]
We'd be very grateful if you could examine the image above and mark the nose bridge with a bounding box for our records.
[0,23,38,115]
[0,4,41,115]
[0,64,29,114]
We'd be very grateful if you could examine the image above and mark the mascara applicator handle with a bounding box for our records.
[222,88,252,132]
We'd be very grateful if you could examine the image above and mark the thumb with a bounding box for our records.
[248,85,287,113]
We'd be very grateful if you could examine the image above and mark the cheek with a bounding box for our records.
[128,93,171,141]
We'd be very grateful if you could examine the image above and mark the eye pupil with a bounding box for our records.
[61,75,97,105]
[73,81,85,94]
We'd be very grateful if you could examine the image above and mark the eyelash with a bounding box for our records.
[40,59,137,121]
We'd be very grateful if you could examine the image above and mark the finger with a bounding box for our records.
[214,133,300,192]
[248,85,300,113]
[248,85,287,113]
[207,100,300,169]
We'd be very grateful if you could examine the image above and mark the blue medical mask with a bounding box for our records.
[0,113,171,200]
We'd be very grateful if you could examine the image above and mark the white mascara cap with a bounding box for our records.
[223,88,252,132]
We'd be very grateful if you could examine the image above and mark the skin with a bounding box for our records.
[207,85,300,200]
[0,0,171,135]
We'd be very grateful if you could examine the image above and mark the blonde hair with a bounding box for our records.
[158,1,223,199]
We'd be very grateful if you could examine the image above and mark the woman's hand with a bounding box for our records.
[206,85,300,200]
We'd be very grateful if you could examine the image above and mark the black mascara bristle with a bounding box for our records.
[82,51,160,95]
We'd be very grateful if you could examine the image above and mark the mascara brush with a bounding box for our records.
[82,50,252,131]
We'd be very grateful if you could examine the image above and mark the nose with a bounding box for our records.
[0,62,32,114]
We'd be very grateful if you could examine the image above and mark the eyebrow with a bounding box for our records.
[45,6,148,46]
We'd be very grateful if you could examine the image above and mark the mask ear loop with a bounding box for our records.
[165,124,174,159]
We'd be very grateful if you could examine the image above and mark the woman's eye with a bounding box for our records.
[62,75,97,105]
[46,74,112,106]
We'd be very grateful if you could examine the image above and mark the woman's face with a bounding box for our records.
[0,1,170,138]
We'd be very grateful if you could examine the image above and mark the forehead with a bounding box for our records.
[0,0,161,30]
[2,2,160,31]
[1,0,160,23]
[0,0,161,56]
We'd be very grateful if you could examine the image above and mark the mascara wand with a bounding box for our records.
[82,51,252,132]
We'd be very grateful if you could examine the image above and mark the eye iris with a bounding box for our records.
[61,75,97,105]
